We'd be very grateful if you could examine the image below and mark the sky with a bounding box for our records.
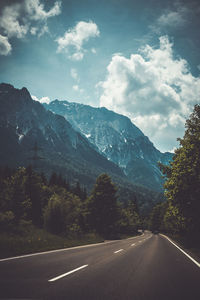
[0,0,200,152]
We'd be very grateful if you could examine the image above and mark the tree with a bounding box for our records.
[87,173,119,237]
[119,200,140,234]
[25,166,43,226]
[73,181,87,201]
[160,105,200,241]
[149,202,166,233]
[10,168,32,224]
[73,181,82,199]
[44,189,83,236]
[49,172,58,186]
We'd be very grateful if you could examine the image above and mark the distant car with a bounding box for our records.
[152,230,159,234]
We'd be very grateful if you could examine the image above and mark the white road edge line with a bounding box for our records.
[0,240,115,262]
[114,249,123,254]
[48,264,88,282]
[161,234,200,268]
[127,233,144,240]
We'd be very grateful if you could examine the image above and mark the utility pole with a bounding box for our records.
[29,141,44,171]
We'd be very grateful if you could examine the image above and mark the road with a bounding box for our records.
[0,232,200,299]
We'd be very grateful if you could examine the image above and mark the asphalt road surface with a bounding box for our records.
[0,231,200,300]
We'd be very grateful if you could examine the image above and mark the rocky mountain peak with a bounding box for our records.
[44,99,173,191]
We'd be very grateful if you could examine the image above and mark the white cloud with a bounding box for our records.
[158,10,187,28]
[56,21,100,60]
[99,36,200,152]
[69,51,84,61]
[91,47,97,54]
[0,34,12,55]
[72,85,84,93]
[0,3,29,39]
[0,0,61,55]
[72,85,79,91]
[24,0,61,21]
[32,95,51,104]
[30,27,38,35]
[150,4,189,34]
[70,68,79,81]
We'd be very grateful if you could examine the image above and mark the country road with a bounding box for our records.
[0,232,200,300]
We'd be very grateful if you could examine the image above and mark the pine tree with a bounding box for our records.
[49,172,58,186]
[160,105,200,241]
[88,173,119,237]
[25,166,43,226]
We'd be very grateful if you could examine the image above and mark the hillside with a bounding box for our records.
[44,100,173,191]
[0,83,160,213]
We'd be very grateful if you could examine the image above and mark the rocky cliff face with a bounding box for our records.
[0,83,124,187]
[44,100,173,191]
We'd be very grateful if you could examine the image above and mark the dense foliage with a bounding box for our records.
[0,167,140,239]
[151,105,200,246]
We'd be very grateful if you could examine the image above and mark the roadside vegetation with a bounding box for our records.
[0,167,140,258]
[3,104,199,260]
[149,105,200,256]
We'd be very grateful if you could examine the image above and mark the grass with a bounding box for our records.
[0,225,141,259]
[0,226,104,259]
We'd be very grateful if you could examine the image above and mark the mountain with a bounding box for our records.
[0,83,125,186]
[0,83,163,214]
[44,100,173,191]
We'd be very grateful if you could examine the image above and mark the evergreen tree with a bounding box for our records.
[87,173,119,237]
[44,189,82,235]
[119,200,140,234]
[49,172,58,186]
[25,166,43,226]
[82,187,87,201]
[73,181,82,199]
[160,105,200,241]
[10,168,32,224]
[73,182,87,201]
[149,202,166,233]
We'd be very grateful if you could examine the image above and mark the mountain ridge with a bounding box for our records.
[0,82,171,212]
[44,99,173,191]
[0,83,124,182]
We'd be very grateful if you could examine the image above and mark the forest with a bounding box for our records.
[0,104,200,257]
[149,105,200,249]
[0,165,140,257]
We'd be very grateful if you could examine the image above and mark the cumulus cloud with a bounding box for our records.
[56,21,100,60]
[32,95,51,104]
[24,0,61,21]
[0,0,61,55]
[0,34,12,55]
[99,36,200,152]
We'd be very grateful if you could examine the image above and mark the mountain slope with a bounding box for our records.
[0,83,125,187]
[44,100,173,191]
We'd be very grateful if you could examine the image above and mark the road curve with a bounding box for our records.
[0,231,200,300]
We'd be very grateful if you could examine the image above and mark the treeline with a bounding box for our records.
[149,105,200,247]
[0,167,140,239]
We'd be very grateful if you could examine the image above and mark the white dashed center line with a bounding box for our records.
[48,264,88,282]
[114,249,124,254]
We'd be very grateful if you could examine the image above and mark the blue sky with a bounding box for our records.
[0,0,200,152]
